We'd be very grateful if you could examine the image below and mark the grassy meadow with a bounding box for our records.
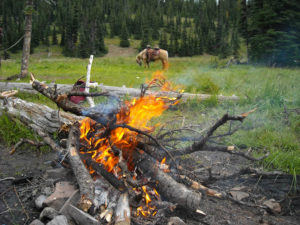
[0,42,299,176]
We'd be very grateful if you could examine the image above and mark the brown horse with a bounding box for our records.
[136,49,169,69]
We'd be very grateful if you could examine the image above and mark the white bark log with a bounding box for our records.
[0,97,82,134]
[0,82,240,101]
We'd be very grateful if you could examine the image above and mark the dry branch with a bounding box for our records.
[172,111,256,156]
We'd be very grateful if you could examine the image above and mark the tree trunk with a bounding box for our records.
[20,0,33,78]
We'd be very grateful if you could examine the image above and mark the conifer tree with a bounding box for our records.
[120,21,130,47]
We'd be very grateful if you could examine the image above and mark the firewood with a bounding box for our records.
[67,124,94,212]
[135,154,202,212]
[115,192,131,225]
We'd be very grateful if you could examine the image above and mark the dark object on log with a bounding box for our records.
[69,80,86,104]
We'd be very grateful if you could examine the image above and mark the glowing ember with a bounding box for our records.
[136,185,159,217]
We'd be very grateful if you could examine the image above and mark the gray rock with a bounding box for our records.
[167,217,186,225]
[43,187,53,196]
[29,219,44,225]
[35,195,47,209]
[39,207,59,221]
[46,215,69,225]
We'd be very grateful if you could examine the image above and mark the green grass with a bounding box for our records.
[0,113,38,146]
[0,43,299,175]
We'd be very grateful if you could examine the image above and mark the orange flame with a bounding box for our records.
[136,185,159,217]
[79,71,179,217]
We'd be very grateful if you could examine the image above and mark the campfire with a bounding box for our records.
[0,70,272,225]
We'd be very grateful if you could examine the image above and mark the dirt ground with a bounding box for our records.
[104,44,137,58]
[0,142,299,225]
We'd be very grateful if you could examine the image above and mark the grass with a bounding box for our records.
[0,42,299,175]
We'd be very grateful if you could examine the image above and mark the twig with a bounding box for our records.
[110,123,176,163]
[0,177,15,182]
[173,110,257,156]
[14,185,30,223]
[10,138,46,155]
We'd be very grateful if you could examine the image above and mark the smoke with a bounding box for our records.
[82,96,121,125]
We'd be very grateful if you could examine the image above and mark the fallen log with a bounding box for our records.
[0,81,240,101]
[0,97,82,134]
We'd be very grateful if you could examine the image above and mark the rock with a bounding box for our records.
[62,204,100,225]
[167,217,186,225]
[46,215,69,225]
[44,182,77,211]
[44,168,72,181]
[263,199,281,214]
[229,191,249,201]
[35,195,47,209]
[39,207,59,221]
[29,219,44,225]
[43,187,53,196]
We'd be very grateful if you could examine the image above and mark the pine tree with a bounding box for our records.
[120,21,130,47]
[52,26,58,45]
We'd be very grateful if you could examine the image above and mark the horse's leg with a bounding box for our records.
[162,59,167,70]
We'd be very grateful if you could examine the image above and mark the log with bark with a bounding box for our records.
[0,80,240,101]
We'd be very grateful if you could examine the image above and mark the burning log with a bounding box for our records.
[67,124,94,212]
[135,154,202,212]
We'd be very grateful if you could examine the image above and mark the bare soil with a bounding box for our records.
[104,44,137,58]
[0,142,299,225]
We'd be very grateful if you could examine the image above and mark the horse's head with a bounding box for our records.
[136,55,142,66]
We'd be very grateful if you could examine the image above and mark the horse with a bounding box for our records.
[136,49,169,69]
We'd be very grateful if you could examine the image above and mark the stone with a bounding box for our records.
[263,199,281,214]
[44,182,77,211]
[44,168,72,181]
[43,187,53,196]
[167,217,186,225]
[35,195,47,209]
[63,204,100,225]
[39,207,59,221]
[46,215,69,225]
[29,219,44,225]
[229,191,249,201]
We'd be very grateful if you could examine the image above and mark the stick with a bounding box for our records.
[10,138,46,155]
[179,175,222,198]
[14,185,30,223]
[85,55,95,107]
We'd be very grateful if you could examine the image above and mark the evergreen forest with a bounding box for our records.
[0,0,299,66]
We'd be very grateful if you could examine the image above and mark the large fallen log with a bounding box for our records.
[0,97,81,134]
[0,81,240,101]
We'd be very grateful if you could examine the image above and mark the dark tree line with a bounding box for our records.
[0,0,299,66]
